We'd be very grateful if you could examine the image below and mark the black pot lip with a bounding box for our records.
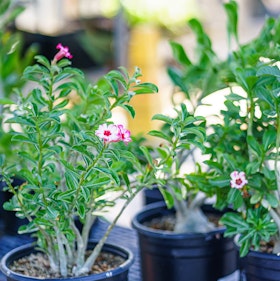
[0,240,134,280]
[132,201,226,239]
[246,248,280,260]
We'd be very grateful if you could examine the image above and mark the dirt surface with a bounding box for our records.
[9,250,125,278]
[143,212,222,231]
[143,212,276,254]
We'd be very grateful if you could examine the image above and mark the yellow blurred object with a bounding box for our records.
[127,24,162,137]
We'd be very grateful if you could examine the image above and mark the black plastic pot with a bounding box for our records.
[241,249,280,281]
[132,202,240,281]
[143,187,163,205]
[0,240,134,281]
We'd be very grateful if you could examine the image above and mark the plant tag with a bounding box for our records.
[218,270,240,281]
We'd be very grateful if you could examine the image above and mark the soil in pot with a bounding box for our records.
[9,250,125,278]
[1,241,133,281]
[143,205,222,231]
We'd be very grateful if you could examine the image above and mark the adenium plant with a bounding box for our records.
[211,61,280,257]
[167,0,280,256]
[147,103,218,233]
[0,43,158,277]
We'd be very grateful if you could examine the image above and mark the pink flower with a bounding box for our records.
[95,124,120,143]
[230,171,248,189]
[53,43,73,61]
[117,124,132,144]
[95,124,132,144]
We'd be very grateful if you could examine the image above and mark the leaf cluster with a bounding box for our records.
[0,51,158,276]
[148,103,207,208]
[166,0,280,254]
[0,0,37,159]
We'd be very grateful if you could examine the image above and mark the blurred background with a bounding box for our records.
[3,0,280,226]
[11,0,280,137]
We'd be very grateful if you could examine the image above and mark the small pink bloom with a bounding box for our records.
[53,43,73,61]
[95,124,120,143]
[117,124,132,144]
[230,171,248,189]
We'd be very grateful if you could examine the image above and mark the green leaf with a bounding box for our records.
[152,114,173,124]
[77,204,86,219]
[220,212,249,229]
[83,177,111,189]
[65,170,79,189]
[169,41,191,67]
[148,130,172,143]
[139,146,154,167]
[18,151,37,165]
[209,176,230,188]
[56,190,77,202]
[35,55,51,69]
[167,67,189,95]
[56,59,72,68]
[56,81,80,92]
[54,71,74,83]
[224,0,239,43]
[181,127,206,142]
[31,88,47,106]
[18,222,38,234]
[106,70,127,88]
[11,134,37,145]
[265,193,279,208]
[250,191,262,204]
[0,154,5,167]
[93,167,120,185]
[239,239,250,257]
[246,161,260,174]
[133,83,158,94]
[159,188,174,209]
[257,65,280,79]
[247,135,262,156]
[0,98,14,104]
[7,116,35,126]
[262,129,276,151]
[53,99,69,110]
[122,104,135,118]
[227,187,243,209]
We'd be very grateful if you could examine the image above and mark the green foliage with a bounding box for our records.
[167,0,280,254]
[0,0,37,160]
[0,48,158,276]
[221,209,277,257]
[148,103,208,209]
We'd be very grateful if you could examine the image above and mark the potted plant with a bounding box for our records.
[162,1,280,280]
[132,101,240,281]
[205,12,280,281]
[0,41,158,280]
[131,2,243,281]
[133,1,280,281]
[207,39,280,281]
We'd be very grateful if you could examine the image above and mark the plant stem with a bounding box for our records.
[55,226,68,277]
[247,92,254,162]
[74,213,95,270]
[74,185,143,276]
[68,144,106,214]
[269,208,280,237]
[275,112,280,196]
